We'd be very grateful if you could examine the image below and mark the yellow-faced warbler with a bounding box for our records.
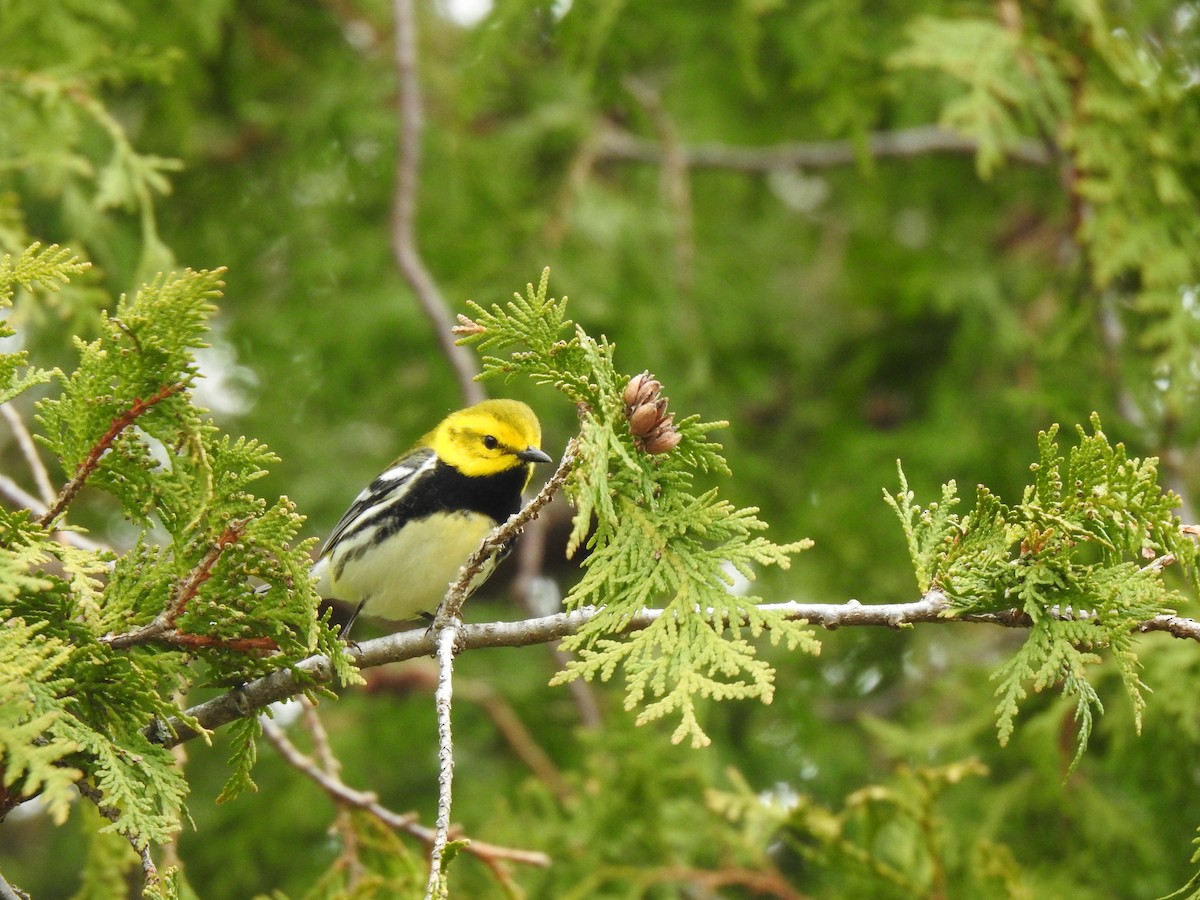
[312,399,552,635]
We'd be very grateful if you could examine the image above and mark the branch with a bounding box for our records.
[75,779,159,893]
[426,623,458,899]
[594,123,1053,171]
[0,404,54,506]
[0,868,27,900]
[441,436,580,620]
[638,864,804,900]
[162,632,279,652]
[36,381,187,528]
[261,713,418,830]
[101,517,251,649]
[623,77,695,297]
[260,711,550,870]
[158,591,1200,748]
[425,437,578,894]
[390,0,483,405]
[0,474,109,553]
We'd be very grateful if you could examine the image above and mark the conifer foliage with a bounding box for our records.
[886,416,1198,768]
[0,245,353,898]
[459,270,817,747]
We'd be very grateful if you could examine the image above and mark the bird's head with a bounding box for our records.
[427,399,552,481]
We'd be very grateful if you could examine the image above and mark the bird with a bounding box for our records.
[312,399,553,636]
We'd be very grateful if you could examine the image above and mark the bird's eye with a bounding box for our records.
[482,434,499,450]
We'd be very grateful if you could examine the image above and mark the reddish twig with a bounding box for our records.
[102,517,250,649]
[163,632,279,653]
[636,864,804,900]
[37,381,187,528]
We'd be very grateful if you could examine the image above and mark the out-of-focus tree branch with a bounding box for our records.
[390,0,483,405]
[260,709,550,874]
[593,123,1053,171]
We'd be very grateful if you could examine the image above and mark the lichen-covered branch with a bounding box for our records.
[160,591,1200,749]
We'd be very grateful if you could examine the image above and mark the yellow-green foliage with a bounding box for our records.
[887,416,1197,770]
[460,270,816,747]
[0,245,355,899]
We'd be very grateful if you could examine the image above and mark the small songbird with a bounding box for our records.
[312,399,552,635]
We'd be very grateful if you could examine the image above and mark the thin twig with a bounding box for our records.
[261,713,418,830]
[259,711,549,870]
[101,517,251,649]
[594,123,1052,171]
[36,381,186,528]
[361,665,574,798]
[626,863,804,900]
[301,697,339,775]
[163,631,279,652]
[623,77,695,298]
[0,474,107,552]
[298,698,367,885]
[0,868,27,900]
[424,438,580,894]
[440,436,580,620]
[75,780,159,893]
[456,679,573,801]
[0,474,42,513]
[1,404,55,506]
[390,0,483,405]
[426,623,459,899]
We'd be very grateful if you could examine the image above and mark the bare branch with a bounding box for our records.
[441,436,580,620]
[157,589,1200,749]
[0,474,108,553]
[1138,613,1200,642]
[390,0,483,405]
[0,474,42,513]
[594,123,1052,172]
[0,868,28,900]
[1,404,54,506]
[639,864,804,900]
[426,623,459,899]
[425,437,578,893]
[623,77,695,297]
[460,677,573,799]
[261,713,418,831]
[260,710,550,871]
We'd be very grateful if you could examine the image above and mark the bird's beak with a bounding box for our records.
[517,447,553,464]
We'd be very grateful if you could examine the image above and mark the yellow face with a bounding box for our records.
[425,399,548,479]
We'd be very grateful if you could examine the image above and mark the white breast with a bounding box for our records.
[325,510,499,622]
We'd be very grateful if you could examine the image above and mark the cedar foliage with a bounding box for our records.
[3,0,1200,897]
[0,245,354,899]
[461,270,817,747]
[887,417,1198,770]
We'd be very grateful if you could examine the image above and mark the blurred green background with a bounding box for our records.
[3,0,1200,896]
